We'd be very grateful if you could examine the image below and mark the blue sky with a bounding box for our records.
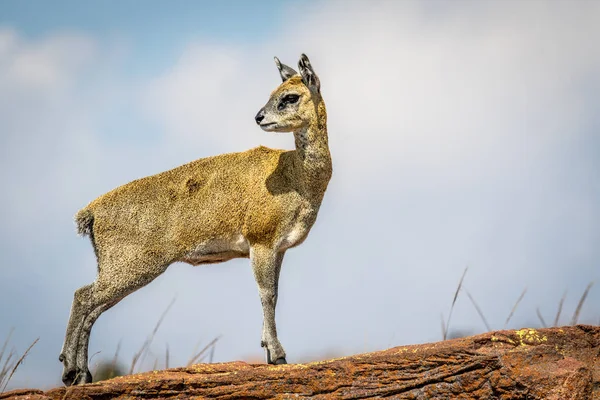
[1,1,287,45]
[1,0,300,82]
[1,0,599,391]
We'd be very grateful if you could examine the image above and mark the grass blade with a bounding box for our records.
[570,282,594,325]
[1,338,38,394]
[0,351,16,387]
[553,290,567,327]
[504,288,527,329]
[130,297,176,374]
[535,307,547,328]
[444,266,468,340]
[0,329,14,374]
[187,335,221,366]
[440,313,446,340]
[465,289,491,332]
[165,344,169,370]
[209,343,216,364]
[0,328,16,387]
[111,340,121,377]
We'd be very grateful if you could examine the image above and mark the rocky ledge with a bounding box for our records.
[2,325,599,399]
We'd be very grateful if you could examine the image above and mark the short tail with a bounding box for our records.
[75,208,94,236]
[75,208,99,262]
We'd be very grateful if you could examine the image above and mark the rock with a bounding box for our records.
[2,325,598,399]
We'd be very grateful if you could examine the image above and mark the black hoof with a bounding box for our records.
[62,369,76,386]
[265,347,287,365]
[62,369,92,386]
[79,370,93,385]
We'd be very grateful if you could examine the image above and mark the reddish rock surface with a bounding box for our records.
[2,325,599,399]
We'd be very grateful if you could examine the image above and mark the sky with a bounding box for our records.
[1,0,599,390]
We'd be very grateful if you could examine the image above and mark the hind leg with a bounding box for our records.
[72,298,120,384]
[59,283,94,385]
[60,254,169,386]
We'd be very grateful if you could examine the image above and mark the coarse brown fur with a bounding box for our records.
[59,54,332,385]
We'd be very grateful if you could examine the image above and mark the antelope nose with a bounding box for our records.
[255,110,265,124]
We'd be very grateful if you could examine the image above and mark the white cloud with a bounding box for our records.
[141,42,292,159]
[0,28,17,56]
[0,30,96,90]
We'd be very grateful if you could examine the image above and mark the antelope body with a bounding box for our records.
[59,54,331,385]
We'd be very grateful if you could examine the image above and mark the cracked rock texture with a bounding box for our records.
[2,325,599,399]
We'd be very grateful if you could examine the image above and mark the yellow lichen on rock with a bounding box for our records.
[514,328,548,346]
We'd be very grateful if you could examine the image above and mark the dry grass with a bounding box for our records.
[129,297,176,375]
[165,344,169,370]
[465,289,491,332]
[187,336,221,367]
[504,288,527,329]
[3,275,597,388]
[441,268,597,341]
[0,329,15,385]
[441,266,468,340]
[534,283,595,329]
[0,333,38,394]
[570,282,594,325]
[111,341,121,376]
[554,290,567,326]
[0,329,16,390]
[536,307,547,328]
[92,298,221,383]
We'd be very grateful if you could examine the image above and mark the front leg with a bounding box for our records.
[251,245,287,364]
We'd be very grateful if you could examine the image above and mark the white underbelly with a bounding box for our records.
[180,234,250,265]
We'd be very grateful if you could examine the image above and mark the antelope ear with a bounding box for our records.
[298,53,320,93]
[274,57,298,82]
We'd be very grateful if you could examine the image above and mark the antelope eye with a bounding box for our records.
[278,94,300,110]
[283,94,300,104]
